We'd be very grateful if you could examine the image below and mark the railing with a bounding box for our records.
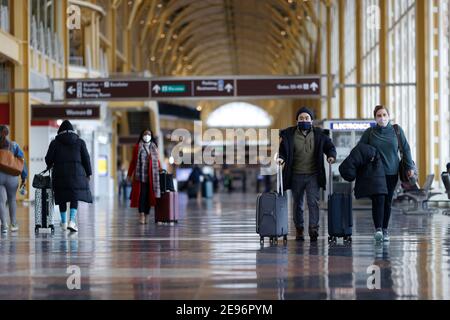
[69,56,84,66]
[30,16,64,64]
[0,5,9,33]
[0,63,11,91]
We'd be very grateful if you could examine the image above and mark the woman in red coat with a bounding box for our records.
[127,129,161,224]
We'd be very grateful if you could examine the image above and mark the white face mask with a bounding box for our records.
[143,135,152,143]
[375,110,390,127]
[376,118,389,127]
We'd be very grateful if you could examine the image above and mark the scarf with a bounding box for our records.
[136,142,161,198]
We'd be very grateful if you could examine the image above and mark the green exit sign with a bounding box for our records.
[162,85,186,93]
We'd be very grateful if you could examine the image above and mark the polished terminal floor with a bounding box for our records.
[1,192,450,300]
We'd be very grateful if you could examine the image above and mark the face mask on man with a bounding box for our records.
[298,121,312,131]
[143,135,152,143]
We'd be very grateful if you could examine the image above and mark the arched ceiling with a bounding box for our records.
[119,0,321,77]
[96,0,322,121]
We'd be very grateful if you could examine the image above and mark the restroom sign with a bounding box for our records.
[32,105,101,120]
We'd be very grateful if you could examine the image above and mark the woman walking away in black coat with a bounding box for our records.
[45,120,92,233]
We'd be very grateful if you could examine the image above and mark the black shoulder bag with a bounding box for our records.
[393,124,418,183]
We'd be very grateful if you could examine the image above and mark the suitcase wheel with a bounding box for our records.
[50,225,55,233]
[343,236,352,243]
[260,237,264,245]
[328,236,337,244]
[283,236,288,245]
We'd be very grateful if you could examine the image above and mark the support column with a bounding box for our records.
[338,0,345,119]
[111,115,118,192]
[416,0,431,186]
[379,0,389,106]
[356,0,363,118]
[432,0,441,183]
[55,0,69,76]
[124,2,131,73]
[108,5,117,72]
[11,0,30,197]
[326,2,332,118]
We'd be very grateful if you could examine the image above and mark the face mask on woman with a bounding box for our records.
[142,135,152,143]
[376,118,389,127]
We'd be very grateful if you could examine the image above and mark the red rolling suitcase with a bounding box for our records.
[155,192,179,223]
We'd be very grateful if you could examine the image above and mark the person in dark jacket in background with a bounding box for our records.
[45,120,92,233]
[339,142,388,210]
[278,107,337,242]
[359,105,414,242]
[187,165,203,198]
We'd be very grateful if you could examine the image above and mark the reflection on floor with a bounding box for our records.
[1,192,450,300]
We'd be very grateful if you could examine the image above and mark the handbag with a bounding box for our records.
[0,144,24,177]
[33,169,52,189]
[393,124,418,183]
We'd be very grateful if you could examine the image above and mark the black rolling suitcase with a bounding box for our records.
[33,170,55,233]
[256,164,288,245]
[327,164,352,244]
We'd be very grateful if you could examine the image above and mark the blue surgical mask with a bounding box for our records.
[298,122,312,131]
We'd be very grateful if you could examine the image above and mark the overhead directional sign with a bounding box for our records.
[56,76,322,101]
[65,80,149,100]
[237,78,320,97]
[193,79,235,97]
[32,105,100,120]
[151,80,192,98]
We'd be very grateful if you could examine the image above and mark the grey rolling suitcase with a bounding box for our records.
[33,170,55,233]
[34,188,55,233]
[256,164,288,245]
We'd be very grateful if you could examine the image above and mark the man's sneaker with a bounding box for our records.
[60,222,68,230]
[1,225,8,234]
[383,229,390,242]
[10,224,19,232]
[374,229,383,242]
[67,221,78,233]
[296,227,305,241]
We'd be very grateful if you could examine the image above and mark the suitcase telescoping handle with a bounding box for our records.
[329,162,333,195]
[277,163,284,196]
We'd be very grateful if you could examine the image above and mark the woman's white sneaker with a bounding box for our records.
[374,229,383,242]
[383,229,390,242]
[10,224,19,232]
[60,222,68,230]
[67,221,78,232]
